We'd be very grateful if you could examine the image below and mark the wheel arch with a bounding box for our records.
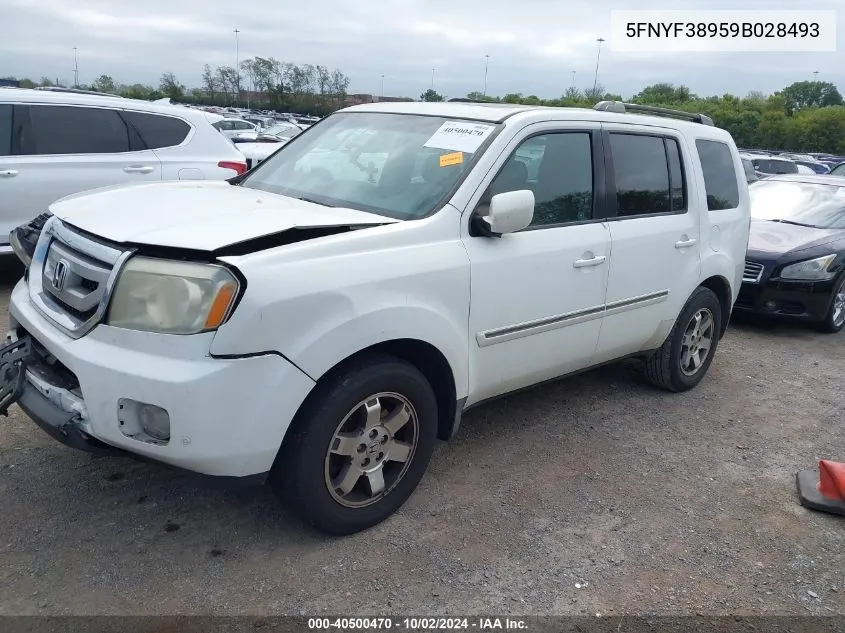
[699,275,733,337]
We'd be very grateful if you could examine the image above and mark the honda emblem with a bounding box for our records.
[52,259,69,292]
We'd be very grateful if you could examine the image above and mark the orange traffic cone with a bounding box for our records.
[796,460,845,516]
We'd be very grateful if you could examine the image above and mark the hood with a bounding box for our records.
[747,219,843,255]
[49,181,399,251]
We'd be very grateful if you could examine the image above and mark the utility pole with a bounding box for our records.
[234,28,241,101]
[483,54,490,96]
[72,47,79,87]
[571,70,576,89]
[431,68,435,90]
[592,38,605,94]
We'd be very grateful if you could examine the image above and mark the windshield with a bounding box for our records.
[240,112,498,219]
[831,163,845,176]
[749,180,845,228]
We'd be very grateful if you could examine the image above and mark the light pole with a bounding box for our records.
[381,74,385,98]
[592,37,605,94]
[431,68,435,90]
[233,28,241,101]
[483,54,490,96]
[72,47,79,87]
[571,70,576,89]
[814,70,820,81]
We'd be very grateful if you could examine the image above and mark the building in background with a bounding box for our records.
[0,78,21,88]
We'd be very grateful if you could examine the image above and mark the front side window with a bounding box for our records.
[121,111,190,149]
[696,139,740,211]
[749,180,845,229]
[25,105,130,155]
[241,112,497,220]
[609,133,675,216]
[481,132,593,227]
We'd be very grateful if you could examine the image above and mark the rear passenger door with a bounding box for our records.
[120,110,197,180]
[593,126,701,363]
[0,104,162,242]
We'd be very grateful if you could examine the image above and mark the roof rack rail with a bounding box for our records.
[33,86,123,98]
[594,100,714,126]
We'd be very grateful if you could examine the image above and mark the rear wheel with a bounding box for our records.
[816,275,845,334]
[644,287,722,392]
[271,354,438,535]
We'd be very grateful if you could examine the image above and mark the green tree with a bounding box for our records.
[420,88,443,102]
[159,72,185,100]
[632,83,694,104]
[779,81,843,113]
[90,74,117,93]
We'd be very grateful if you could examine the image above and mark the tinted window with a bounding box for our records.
[121,111,190,149]
[749,180,845,228]
[696,140,740,210]
[665,138,686,211]
[753,158,798,175]
[0,105,10,156]
[831,163,845,176]
[609,134,670,216]
[26,105,130,155]
[485,132,593,227]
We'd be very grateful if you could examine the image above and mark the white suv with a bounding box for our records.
[0,89,248,255]
[3,101,749,535]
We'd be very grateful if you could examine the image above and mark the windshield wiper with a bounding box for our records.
[769,219,817,228]
[297,196,335,208]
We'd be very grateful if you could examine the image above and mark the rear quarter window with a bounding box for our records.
[695,139,740,211]
[121,111,191,149]
[26,105,131,155]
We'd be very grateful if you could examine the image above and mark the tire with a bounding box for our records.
[643,287,722,393]
[815,275,845,334]
[270,353,438,535]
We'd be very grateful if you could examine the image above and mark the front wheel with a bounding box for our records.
[816,275,845,334]
[271,354,438,535]
[643,286,722,392]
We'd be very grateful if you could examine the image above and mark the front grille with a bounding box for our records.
[28,218,129,339]
[42,240,111,320]
[743,261,764,283]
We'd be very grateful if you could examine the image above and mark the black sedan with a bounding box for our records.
[736,174,845,333]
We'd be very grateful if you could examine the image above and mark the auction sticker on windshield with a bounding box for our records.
[424,121,494,153]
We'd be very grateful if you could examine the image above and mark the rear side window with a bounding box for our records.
[0,105,11,156]
[26,105,130,155]
[696,139,740,211]
[121,111,190,149]
[609,133,679,216]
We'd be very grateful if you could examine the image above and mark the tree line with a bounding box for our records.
[5,68,845,153]
[7,59,351,116]
[422,80,845,155]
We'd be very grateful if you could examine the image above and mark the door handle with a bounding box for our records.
[675,237,698,249]
[573,255,607,268]
[0,170,19,178]
[123,166,155,174]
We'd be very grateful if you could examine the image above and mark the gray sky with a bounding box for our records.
[3,0,843,100]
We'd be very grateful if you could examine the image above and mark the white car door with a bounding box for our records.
[0,104,162,246]
[592,126,701,364]
[462,123,612,404]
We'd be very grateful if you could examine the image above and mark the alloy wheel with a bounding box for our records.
[324,392,419,508]
[680,308,715,376]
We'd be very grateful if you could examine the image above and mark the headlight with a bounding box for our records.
[780,254,837,281]
[107,257,240,334]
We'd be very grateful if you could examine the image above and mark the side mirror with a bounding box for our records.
[473,190,535,237]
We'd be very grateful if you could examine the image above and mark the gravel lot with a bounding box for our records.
[1,268,844,617]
